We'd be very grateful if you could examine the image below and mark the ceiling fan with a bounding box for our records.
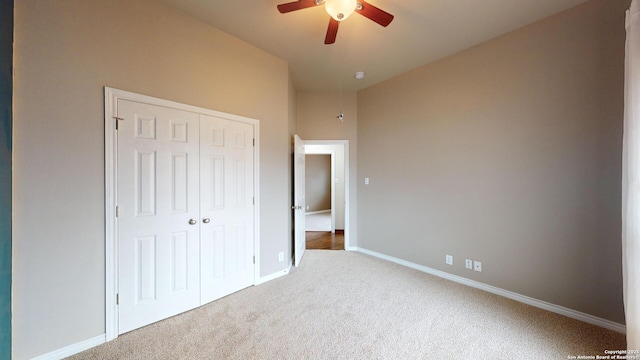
[277,0,394,44]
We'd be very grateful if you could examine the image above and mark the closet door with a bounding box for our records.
[117,100,201,334]
[200,114,255,304]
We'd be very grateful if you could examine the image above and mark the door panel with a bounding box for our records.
[117,100,201,334]
[200,114,255,304]
[136,235,156,302]
[170,153,189,213]
[135,150,156,216]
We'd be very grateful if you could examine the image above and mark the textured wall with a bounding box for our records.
[358,0,627,324]
[13,1,290,358]
[0,0,12,358]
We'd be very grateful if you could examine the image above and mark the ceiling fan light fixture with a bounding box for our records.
[325,0,357,21]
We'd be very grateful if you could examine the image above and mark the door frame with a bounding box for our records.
[104,87,261,341]
[303,140,350,249]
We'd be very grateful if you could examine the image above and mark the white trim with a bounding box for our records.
[253,122,261,287]
[357,247,626,334]
[304,209,331,215]
[344,141,350,248]
[32,334,105,360]
[256,263,291,285]
[330,151,335,232]
[104,89,118,341]
[104,87,261,342]
[105,88,260,125]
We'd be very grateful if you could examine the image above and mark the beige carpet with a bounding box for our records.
[70,250,625,359]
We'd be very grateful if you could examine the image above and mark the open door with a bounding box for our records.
[293,135,306,266]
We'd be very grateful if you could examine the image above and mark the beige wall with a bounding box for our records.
[357,0,627,324]
[306,155,332,212]
[13,1,291,358]
[12,0,629,357]
[297,91,358,245]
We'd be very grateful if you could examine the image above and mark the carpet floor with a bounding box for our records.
[70,250,625,359]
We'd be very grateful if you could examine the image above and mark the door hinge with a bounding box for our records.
[115,206,119,217]
[116,293,119,305]
[253,256,255,264]
[113,116,123,130]
[253,197,255,205]
[253,138,255,147]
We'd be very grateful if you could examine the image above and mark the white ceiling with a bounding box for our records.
[158,0,589,91]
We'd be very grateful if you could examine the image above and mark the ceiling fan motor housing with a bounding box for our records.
[325,0,358,21]
[277,0,394,44]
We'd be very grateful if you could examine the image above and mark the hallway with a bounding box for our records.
[306,231,344,250]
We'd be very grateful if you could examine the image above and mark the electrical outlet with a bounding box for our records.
[445,255,453,265]
[474,261,482,272]
[278,252,284,262]
[465,259,473,269]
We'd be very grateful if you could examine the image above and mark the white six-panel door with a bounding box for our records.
[117,100,201,334]
[200,114,255,304]
[116,98,255,334]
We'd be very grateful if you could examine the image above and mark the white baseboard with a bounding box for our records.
[37,264,292,359]
[256,262,291,285]
[305,210,331,215]
[357,247,626,334]
[36,249,624,359]
[32,334,105,360]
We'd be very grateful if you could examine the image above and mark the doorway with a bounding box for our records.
[304,142,347,250]
[305,154,332,232]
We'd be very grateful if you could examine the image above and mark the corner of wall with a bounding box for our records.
[0,0,12,357]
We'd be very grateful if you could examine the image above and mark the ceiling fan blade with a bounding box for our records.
[277,0,320,13]
[324,18,339,44]
[356,1,394,27]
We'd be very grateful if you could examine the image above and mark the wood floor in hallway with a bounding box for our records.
[305,230,344,250]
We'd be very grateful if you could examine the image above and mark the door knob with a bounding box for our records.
[188,218,197,225]
[202,217,211,224]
